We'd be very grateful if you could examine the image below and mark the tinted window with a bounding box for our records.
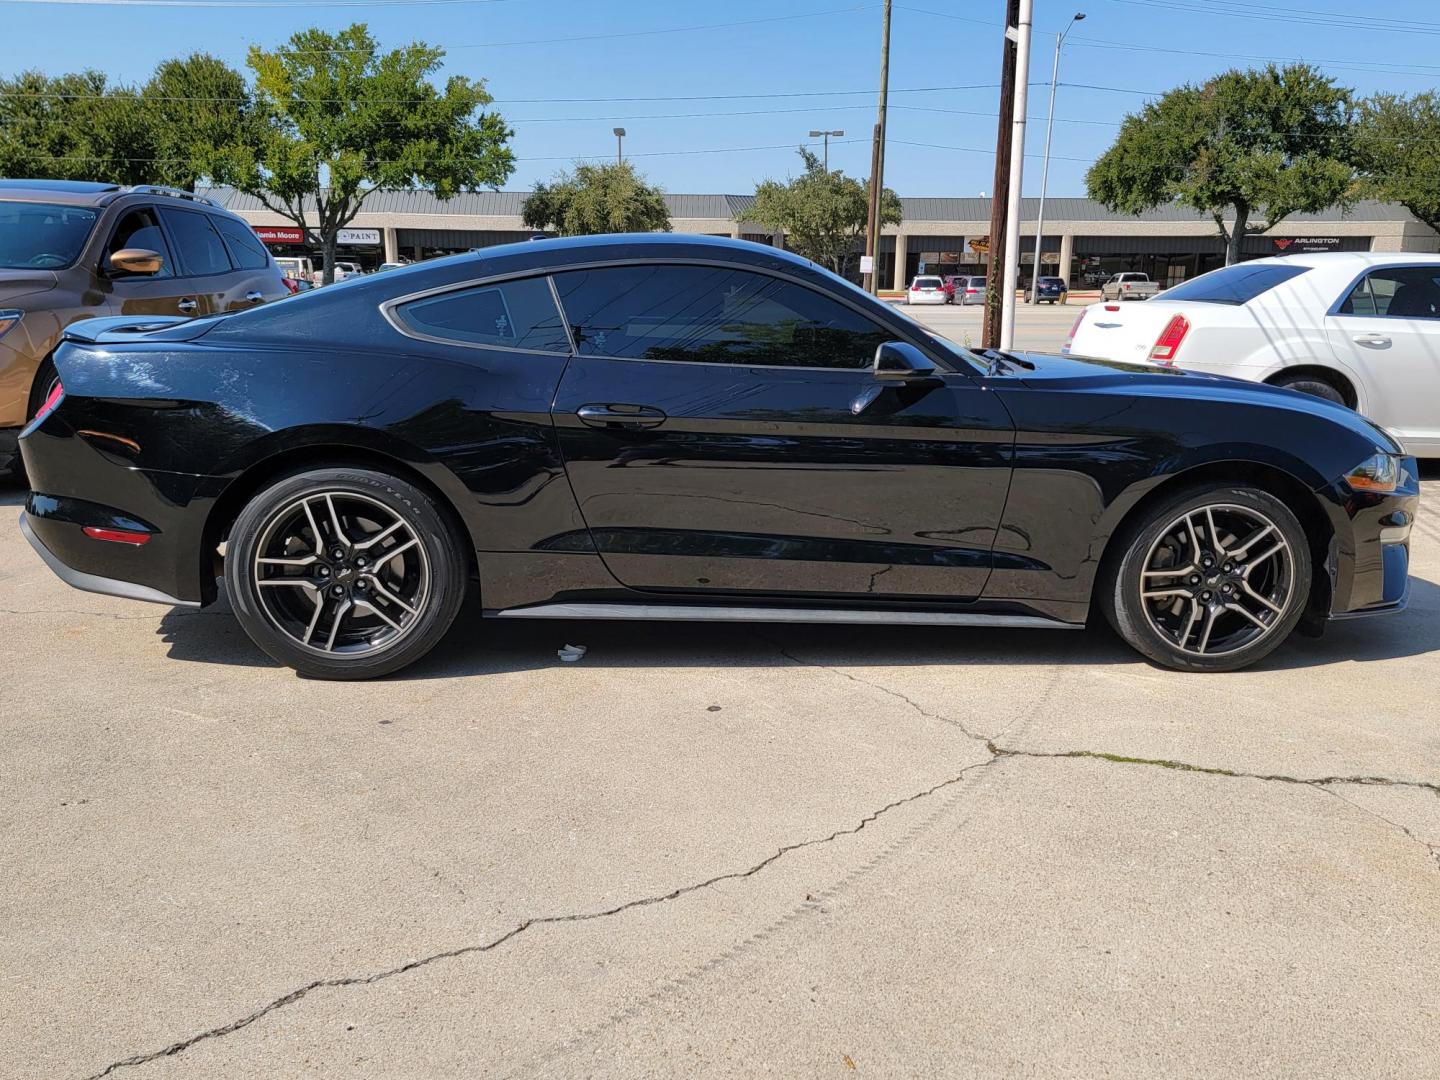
[214,216,270,271]
[395,276,570,352]
[551,264,893,369]
[160,208,233,276]
[1161,263,1309,305]
[1337,266,1440,319]
[105,208,172,279]
[914,277,943,287]
[0,201,97,270]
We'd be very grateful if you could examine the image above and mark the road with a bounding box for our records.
[2,362,1438,1078]
[893,294,1083,352]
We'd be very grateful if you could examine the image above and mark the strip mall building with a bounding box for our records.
[206,188,1440,288]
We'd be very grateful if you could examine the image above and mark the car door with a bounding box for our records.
[98,206,193,317]
[1324,264,1440,446]
[156,206,237,315]
[548,262,1015,600]
[211,214,289,308]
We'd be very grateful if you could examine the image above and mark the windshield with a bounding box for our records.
[0,202,99,270]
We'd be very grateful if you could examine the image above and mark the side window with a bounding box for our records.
[104,208,172,279]
[213,216,270,271]
[1338,267,1440,319]
[393,276,571,353]
[159,208,234,277]
[550,264,893,369]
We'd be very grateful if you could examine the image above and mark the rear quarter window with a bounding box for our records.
[392,276,571,353]
[1161,263,1311,305]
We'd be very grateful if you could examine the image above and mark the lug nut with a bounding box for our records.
[1201,591,1213,602]
[1188,574,1201,585]
[356,578,368,590]
[355,557,367,569]
[318,566,330,577]
[331,585,345,597]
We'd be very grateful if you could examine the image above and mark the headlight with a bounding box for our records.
[0,310,21,339]
[1344,453,1400,494]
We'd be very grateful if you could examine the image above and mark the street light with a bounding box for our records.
[808,129,845,171]
[613,127,626,166]
[1029,11,1085,304]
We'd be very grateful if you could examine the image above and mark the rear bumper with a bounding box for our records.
[20,511,198,607]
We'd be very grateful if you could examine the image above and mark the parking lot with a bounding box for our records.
[4,303,1439,1079]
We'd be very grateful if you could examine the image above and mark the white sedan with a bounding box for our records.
[1064,253,1440,457]
[905,275,948,305]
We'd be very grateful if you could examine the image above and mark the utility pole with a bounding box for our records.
[982,0,1020,349]
[1030,12,1085,303]
[613,127,626,166]
[862,0,892,295]
[809,129,845,172]
[998,0,1033,351]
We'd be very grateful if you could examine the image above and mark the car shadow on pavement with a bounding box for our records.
[153,576,1440,680]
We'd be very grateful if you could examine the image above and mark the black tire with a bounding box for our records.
[224,467,468,680]
[1271,372,1348,407]
[8,355,61,480]
[1101,485,1311,672]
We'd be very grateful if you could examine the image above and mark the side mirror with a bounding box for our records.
[108,248,163,275]
[873,341,939,381]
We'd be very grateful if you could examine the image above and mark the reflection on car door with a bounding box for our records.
[548,263,1016,600]
[101,207,194,317]
[1324,264,1440,449]
[157,206,238,315]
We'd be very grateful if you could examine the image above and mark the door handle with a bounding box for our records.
[177,298,198,314]
[245,290,264,304]
[1353,334,1391,347]
[576,404,667,430]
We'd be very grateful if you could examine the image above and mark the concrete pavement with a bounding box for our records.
[2,472,1438,1076]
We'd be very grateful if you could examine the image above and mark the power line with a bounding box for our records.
[1100,0,1440,37]
[1068,34,1440,80]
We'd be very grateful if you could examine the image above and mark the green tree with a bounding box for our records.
[744,148,901,277]
[521,161,670,236]
[218,23,514,284]
[0,70,160,185]
[143,54,257,191]
[1354,92,1440,235]
[1086,64,1355,265]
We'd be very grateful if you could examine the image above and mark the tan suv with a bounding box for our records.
[0,180,290,472]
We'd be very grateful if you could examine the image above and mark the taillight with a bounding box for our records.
[1150,314,1190,364]
[1062,310,1086,353]
[912,284,920,291]
[36,377,64,422]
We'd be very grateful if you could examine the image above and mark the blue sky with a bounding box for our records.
[3,0,1440,197]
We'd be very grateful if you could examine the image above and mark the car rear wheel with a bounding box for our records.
[1271,372,1348,406]
[1102,485,1311,672]
[225,467,468,680]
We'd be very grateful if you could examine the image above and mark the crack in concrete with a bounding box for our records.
[79,756,999,1080]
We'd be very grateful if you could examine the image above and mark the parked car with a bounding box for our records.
[377,261,411,273]
[19,235,1416,679]
[1066,253,1440,457]
[274,256,314,281]
[905,275,947,305]
[0,179,289,474]
[1101,272,1160,301]
[333,261,366,280]
[1033,276,1069,304]
[946,275,986,305]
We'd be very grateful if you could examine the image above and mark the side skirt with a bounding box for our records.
[488,602,1083,630]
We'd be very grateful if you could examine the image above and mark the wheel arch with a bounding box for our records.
[1094,459,1335,624]
[199,439,477,604]
[1262,364,1359,409]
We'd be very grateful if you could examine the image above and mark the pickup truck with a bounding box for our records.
[1100,272,1160,301]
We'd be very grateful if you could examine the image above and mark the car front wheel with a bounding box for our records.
[225,467,468,679]
[1102,485,1311,672]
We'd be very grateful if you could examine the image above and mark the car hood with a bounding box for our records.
[0,271,58,304]
[1009,350,1404,454]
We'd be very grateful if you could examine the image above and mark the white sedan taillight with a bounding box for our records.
[1150,314,1190,364]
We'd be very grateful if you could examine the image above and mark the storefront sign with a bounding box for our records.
[1272,237,1341,253]
[255,226,306,245]
[337,228,381,246]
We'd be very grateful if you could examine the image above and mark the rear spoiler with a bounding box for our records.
[61,315,217,345]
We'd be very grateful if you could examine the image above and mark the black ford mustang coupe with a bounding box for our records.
[18,235,1418,679]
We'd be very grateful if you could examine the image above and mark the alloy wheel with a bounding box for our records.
[1138,502,1295,657]
[251,490,430,656]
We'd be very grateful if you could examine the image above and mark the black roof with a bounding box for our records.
[0,179,121,193]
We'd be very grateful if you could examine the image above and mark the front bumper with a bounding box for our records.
[1318,456,1420,620]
